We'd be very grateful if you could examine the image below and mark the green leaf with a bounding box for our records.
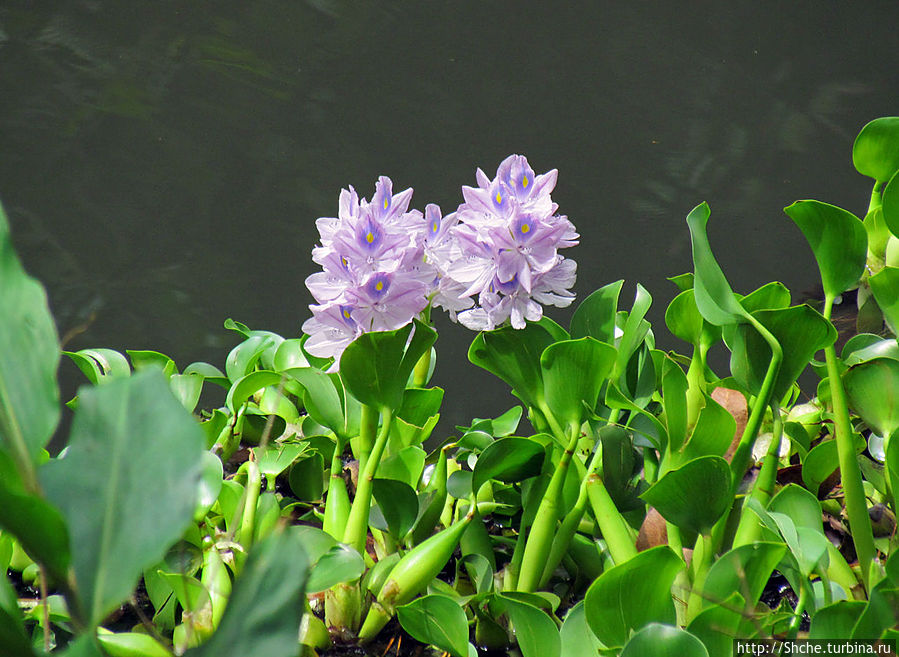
[541,338,616,426]
[683,395,736,460]
[621,623,709,657]
[127,350,177,376]
[729,305,836,399]
[882,170,899,238]
[472,436,546,494]
[640,456,731,535]
[195,451,223,521]
[340,319,437,410]
[225,370,284,414]
[97,631,171,657]
[40,370,204,627]
[560,601,604,657]
[0,450,69,581]
[225,335,275,382]
[0,200,60,481]
[584,546,683,648]
[784,200,867,300]
[497,593,561,657]
[600,425,636,505]
[809,600,867,640]
[185,528,308,657]
[843,357,899,437]
[661,357,689,453]
[852,117,899,183]
[379,446,426,489]
[702,542,786,610]
[372,478,419,541]
[665,289,705,345]
[769,484,823,532]
[869,266,899,334]
[468,319,567,408]
[306,544,364,593]
[802,438,841,495]
[288,453,325,501]
[614,284,654,378]
[739,281,792,312]
[685,202,750,326]
[397,594,470,657]
[64,348,131,385]
[570,279,624,343]
[254,441,308,478]
[284,367,347,439]
[686,592,749,656]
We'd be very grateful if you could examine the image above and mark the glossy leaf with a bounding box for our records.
[340,319,437,410]
[372,478,419,540]
[570,279,624,343]
[843,357,899,436]
[0,200,60,478]
[809,600,867,640]
[852,117,899,183]
[685,202,750,326]
[665,289,704,345]
[620,623,709,657]
[883,169,899,237]
[686,592,748,656]
[97,631,171,657]
[739,281,791,312]
[254,441,308,478]
[472,436,545,494]
[560,601,604,657]
[541,337,616,427]
[40,371,204,627]
[284,367,347,438]
[497,593,561,657]
[769,484,823,532]
[661,357,689,452]
[468,319,567,408]
[186,528,308,657]
[306,544,365,593]
[802,438,840,494]
[729,305,836,399]
[288,453,325,501]
[640,456,731,535]
[869,266,899,334]
[683,395,736,460]
[584,546,683,648]
[397,594,470,657]
[225,334,275,382]
[614,284,653,377]
[225,370,283,414]
[194,450,223,520]
[784,200,867,299]
[379,446,426,489]
[64,348,131,384]
[702,542,786,610]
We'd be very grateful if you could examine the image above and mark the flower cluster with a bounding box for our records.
[444,155,578,330]
[303,156,578,363]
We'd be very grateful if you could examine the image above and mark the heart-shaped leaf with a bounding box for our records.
[640,456,731,535]
[852,117,899,183]
[541,337,616,427]
[340,319,437,411]
[843,357,899,437]
[570,279,624,343]
[584,546,683,648]
[397,594,470,657]
[621,623,709,657]
[469,319,568,408]
[472,436,546,494]
[784,200,867,300]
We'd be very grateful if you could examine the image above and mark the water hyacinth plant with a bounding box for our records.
[1,123,899,657]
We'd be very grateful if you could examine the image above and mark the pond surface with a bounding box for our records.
[1,1,897,435]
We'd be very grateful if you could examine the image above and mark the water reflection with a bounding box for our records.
[1,1,896,434]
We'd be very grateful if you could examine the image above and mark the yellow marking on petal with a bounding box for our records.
[522,175,529,188]
[375,281,384,291]
[343,309,351,319]
[366,232,374,243]
[383,197,389,209]
[521,223,530,234]
[431,221,439,233]
[495,191,502,204]
[341,256,348,267]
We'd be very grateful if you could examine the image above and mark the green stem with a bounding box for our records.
[686,532,713,623]
[732,402,783,547]
[343,407,393,554]
[353,403,379,468]
[787,580,810,639]
[239,459,261,553]
[822,294,876,592]
[711,314,782,553]
[518,422,580,592]
[585,473,638,565]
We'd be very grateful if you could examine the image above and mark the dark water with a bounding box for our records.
[2,1,898,435]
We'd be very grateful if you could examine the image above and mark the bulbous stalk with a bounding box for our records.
[585,474,637,566]
[322,438,350,540]
[358,506,474,643]
[517,421,580,592]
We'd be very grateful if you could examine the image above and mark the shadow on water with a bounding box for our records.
[1,0,897,443]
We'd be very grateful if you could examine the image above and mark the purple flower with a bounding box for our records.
[303,177,433,364]
[443,155,578,330]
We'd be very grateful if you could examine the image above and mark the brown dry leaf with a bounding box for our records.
[712,387,748,462]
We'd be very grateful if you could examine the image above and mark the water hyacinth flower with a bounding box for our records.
[443,154,579,330]
[303,177,434,362]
